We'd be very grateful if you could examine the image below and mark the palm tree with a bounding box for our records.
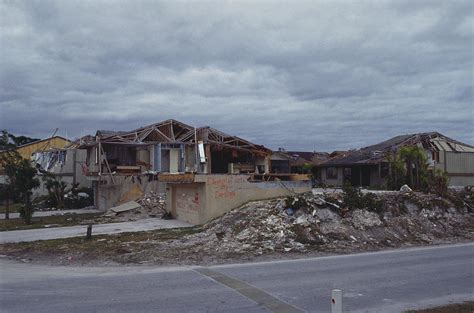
[386,152,406,190]
[398,146,427,189]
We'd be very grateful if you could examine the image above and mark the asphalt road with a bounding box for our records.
[1,243,472,312]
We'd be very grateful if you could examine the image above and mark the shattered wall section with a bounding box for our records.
[32,149,91,197]
[95,175,166,211]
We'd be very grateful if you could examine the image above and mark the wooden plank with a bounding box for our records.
[158,173,195,183]
[116,166,141,170]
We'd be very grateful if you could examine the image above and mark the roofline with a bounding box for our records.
[3,136,71,151]
[360,131,474,151]
[316,161,382,167]
[429,132,474,149]
[131,119,195,134]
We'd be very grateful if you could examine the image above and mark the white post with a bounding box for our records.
[331,289,342,313]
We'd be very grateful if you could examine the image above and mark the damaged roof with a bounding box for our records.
[275,150,329,166]
[75,119,270,154]
[319,132,474,167]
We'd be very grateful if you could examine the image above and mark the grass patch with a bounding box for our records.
[0,203,22,214]
[405,301,473,313]
[0,226,202,260]
[0,213,103,231]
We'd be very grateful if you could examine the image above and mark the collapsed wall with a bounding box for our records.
[94,174,166,211]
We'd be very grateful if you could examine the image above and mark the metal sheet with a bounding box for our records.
[438,141,453,151]
[198,141,206,163]
[432,140,447,151]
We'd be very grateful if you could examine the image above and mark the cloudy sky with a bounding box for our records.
[0,0,472,151]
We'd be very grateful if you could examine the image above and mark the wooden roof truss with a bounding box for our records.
[77,119,270,155]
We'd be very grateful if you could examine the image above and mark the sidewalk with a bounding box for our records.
[0,208,101,220]
[0,218,193,243]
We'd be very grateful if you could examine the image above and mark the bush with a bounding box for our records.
[342,183,362,208]
[64,186,93,209]
[42,174,68,209]
[342,183,383,213]
[424,169,449,197]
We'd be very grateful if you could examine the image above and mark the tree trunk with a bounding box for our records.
[25,194,32,225]
[415,164,419,189]
[5,198,9,220]
[408,161,414,187]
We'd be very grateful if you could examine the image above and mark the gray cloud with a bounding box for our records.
[0,0,472,151]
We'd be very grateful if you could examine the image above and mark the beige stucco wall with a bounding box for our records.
[170,183,205,224]
[168,174,311,225]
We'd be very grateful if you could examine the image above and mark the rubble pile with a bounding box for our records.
[148,189,473,263]
[6,188,472,266]
[100,191,167,222]
[137,191,167,217]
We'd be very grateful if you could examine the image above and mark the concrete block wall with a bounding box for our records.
[168,174,311,225]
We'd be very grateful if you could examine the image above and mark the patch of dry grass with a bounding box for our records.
[0,213,103,231]
[0,226,202,259]
[0,203,22,214]
[405,301,474,313]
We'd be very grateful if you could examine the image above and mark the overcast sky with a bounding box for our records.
[0,0,472,151]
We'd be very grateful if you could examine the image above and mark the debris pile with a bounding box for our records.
[137,191,167,217]
[4,188,472,266]
[150,188,473,264]
[99,191,167,222]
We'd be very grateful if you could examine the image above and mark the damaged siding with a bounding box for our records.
[444,152,474,173]
[444,152,474,186]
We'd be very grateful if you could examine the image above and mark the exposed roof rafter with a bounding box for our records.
[75,119,270,154]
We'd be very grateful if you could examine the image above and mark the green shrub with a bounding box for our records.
[42,174,68,209]
[64,186,93,209]
[424,169,449,197]
[342,183,383,213]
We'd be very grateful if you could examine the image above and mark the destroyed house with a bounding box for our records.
[77,119,272,178]
[0,136,70,173]
[74,120,311,224]
[317,132,474,187]
[31,147,91,193]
